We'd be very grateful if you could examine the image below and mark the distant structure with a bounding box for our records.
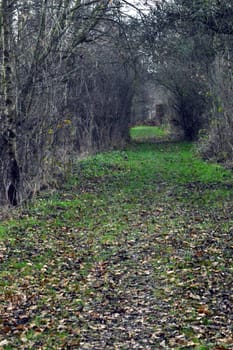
[131,81,176,126]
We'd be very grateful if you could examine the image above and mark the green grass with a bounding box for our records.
[0,128,233,349]
[0,226,6,238]
[130,124,169,140]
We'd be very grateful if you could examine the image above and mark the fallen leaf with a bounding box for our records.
[197,304,211,315]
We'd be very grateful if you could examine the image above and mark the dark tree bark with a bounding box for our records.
[1,0,20,205]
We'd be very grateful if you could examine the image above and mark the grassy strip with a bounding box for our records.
[0,138,233,349]
[130,125,169,140]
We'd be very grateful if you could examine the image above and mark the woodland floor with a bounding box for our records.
[0,134,233,349]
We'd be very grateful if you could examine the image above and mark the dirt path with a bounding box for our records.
[79,226,159,349]
[78,200,233,349]
[0,142,233,349]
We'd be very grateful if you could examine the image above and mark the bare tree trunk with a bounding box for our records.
[1,0,20,205]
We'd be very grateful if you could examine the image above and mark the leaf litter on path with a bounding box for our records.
[0,142,233,349]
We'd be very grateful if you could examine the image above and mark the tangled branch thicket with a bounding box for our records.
[0,0,136,205]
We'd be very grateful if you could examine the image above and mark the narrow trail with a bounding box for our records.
[0,141,232,349]
[79,233,159,349]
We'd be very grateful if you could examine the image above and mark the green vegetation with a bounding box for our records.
[130,124,169,140]
[0,127,232,349]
